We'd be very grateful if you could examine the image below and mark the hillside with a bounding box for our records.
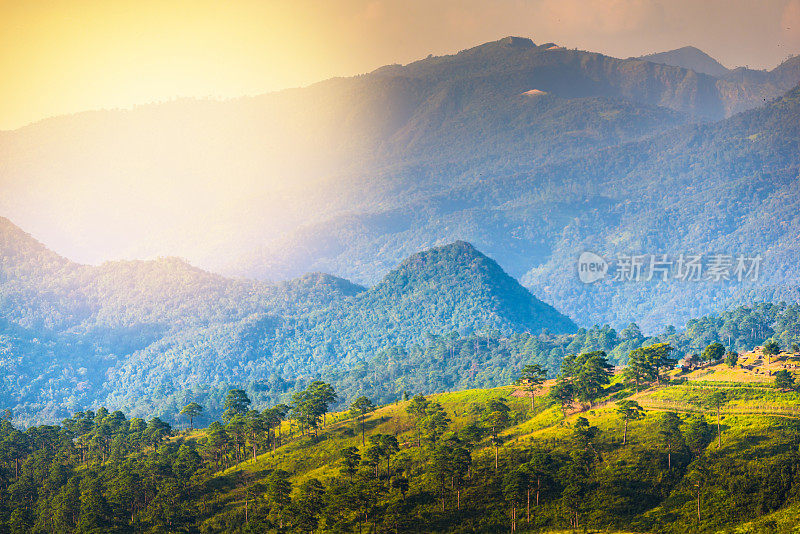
[100,242,576,420]
[7,347,800,532]
[6,210,800,427]
[0,226,575,425]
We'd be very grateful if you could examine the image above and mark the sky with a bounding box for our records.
[1,0,799,130]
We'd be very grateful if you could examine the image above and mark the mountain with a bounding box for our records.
[0,223,574,424]
[2,37,798,272]
[638,46,729,77]
[101,241,576,418]
[2,37,800,337]
[232,84,800,332]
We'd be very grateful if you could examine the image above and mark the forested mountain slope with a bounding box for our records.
[0,225,574,425]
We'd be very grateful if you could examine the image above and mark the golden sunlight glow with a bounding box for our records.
[0,1,364,129]
[1,0,798,130]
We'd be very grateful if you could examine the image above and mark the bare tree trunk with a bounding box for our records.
[624,418,628,445]
[697,491,701,524]
[527,488,530,523]
[511,505,516,533]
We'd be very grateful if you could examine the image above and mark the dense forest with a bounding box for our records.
[97,301,800,426]
[0,235,574,426]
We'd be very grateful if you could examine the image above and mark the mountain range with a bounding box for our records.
[1,37,798,333]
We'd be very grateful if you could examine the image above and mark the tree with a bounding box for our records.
[560,449,594,529]
[244,410,267,460]
[406,394,430,447]
[574,351,613,406]
[725,351,739,367]
[350,396,376,445]
[701,342,725,363]
[623,349,654,391]
[203,422,231,469]
[484,398,510,470]
[707,390,727,448]
[223,389,251,423]
[763,340,781,366]
[431,437,471,512]
[173,443,202,483]
[775,369,795,390]
[290,388,319,439]
[295,478,326,532]
[524,448,553,517]
[503,468,529,533]
[572,417,599,453]
[549,377,574,413]
[684,415,712,456]
[308,381,337,427]
[263,404,289,451]
[686,457,712,526]
[658,412,683,470]
[422,402,451,446]
[792,343,799,354]
[340,446,360,480]
[143,418,171,447]
[362,437,383,479]
[179,402,203,430]
[615,399,645,445]
[516,364,547,410]
[265,470,292,529]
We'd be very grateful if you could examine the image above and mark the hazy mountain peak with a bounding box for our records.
[497,36,536,49]
[770,55,800,86]
[639,45,729,77]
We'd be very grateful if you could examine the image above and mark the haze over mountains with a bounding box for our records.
[0,37,800,348]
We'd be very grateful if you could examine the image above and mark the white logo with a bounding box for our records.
[577,252,608,284]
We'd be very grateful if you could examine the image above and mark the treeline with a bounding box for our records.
[6,301,800,430]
